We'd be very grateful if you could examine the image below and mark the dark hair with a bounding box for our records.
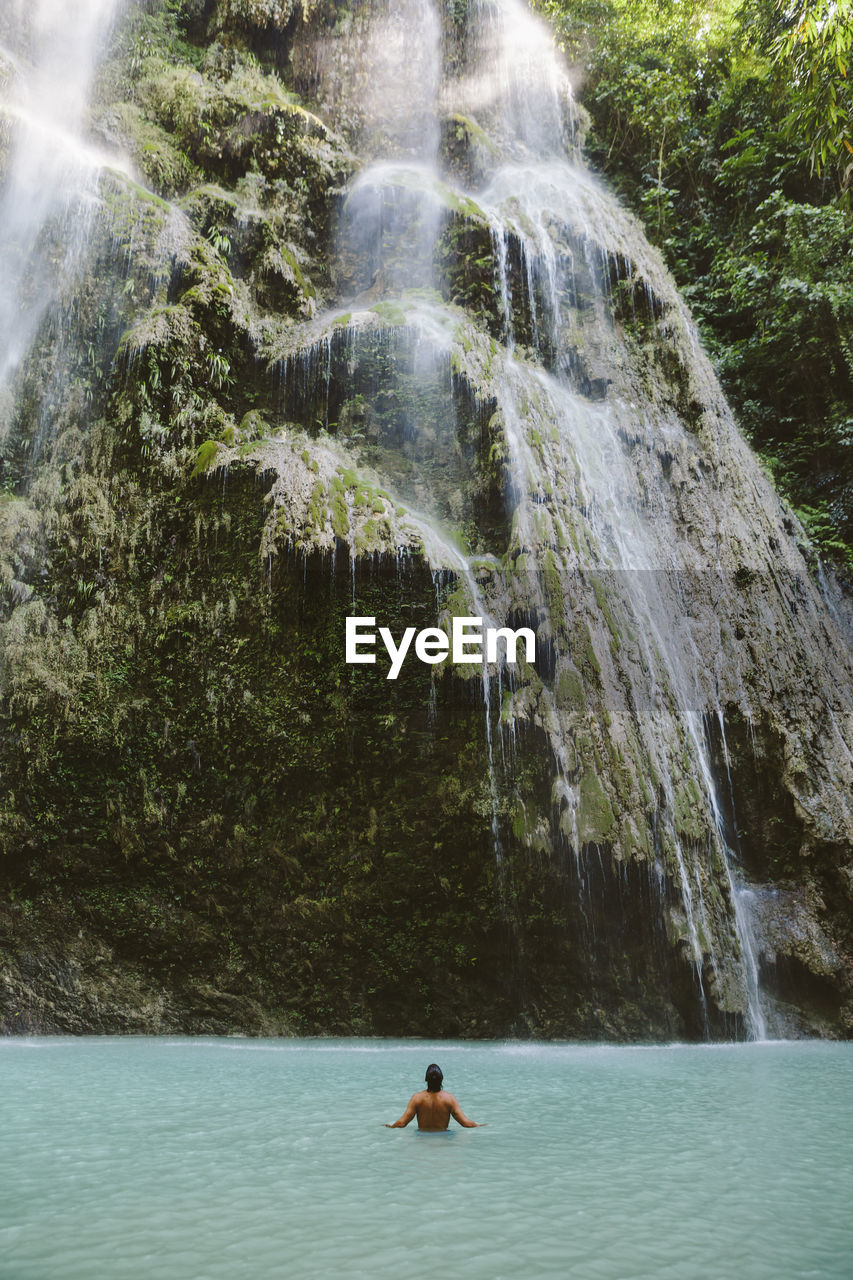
[425,1063,443,1092]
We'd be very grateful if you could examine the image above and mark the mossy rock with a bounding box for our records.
[193,439,223,476]
[576,768,616,845]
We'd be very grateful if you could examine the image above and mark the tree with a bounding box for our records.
[773,0,853,187]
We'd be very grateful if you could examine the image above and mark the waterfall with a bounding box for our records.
[275,0,853,1037]
[0,0,120,462]
[1,0,850,1039]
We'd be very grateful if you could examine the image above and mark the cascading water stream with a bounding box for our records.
[327,0,525,908]
[312,0,780,1034]
[0,0,121,403]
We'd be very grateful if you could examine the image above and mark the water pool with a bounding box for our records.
[1,1038,851,1279]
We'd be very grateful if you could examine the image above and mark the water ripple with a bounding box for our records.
[1,1038,851,1279]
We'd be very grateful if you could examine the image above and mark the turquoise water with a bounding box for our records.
[1,1038,851,1279]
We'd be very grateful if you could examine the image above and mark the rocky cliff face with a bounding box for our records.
[0,0,851,1040]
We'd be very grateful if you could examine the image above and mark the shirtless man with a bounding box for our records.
[384,1063,486,1130]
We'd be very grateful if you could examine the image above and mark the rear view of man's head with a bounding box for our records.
[425,1063,443,1092]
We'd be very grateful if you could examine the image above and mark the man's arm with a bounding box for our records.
[384,1094,419,1127]
[448,1094,486,1127]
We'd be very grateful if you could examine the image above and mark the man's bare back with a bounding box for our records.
[385,1088,481,1130]
[384,1065,486,1130]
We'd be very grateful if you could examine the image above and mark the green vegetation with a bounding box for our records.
[193,439,222,475]
[773,0,853,180]
[539,0,853,569]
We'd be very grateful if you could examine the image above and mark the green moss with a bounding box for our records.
[110,103,197,197]
[672,778,706,840]
[240,410,267,440]
[447,113,497,156]
[329,475,349,539]
[354,519,379,554]
[577,621,602,682]
[556,666,584,710]
[193,439,222,476]
[543,549,564,623]
[304,479,328,533]
[577,769,616,845]
[511,802,528,841]
[370,301,407,327]
[279,244,313,297]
